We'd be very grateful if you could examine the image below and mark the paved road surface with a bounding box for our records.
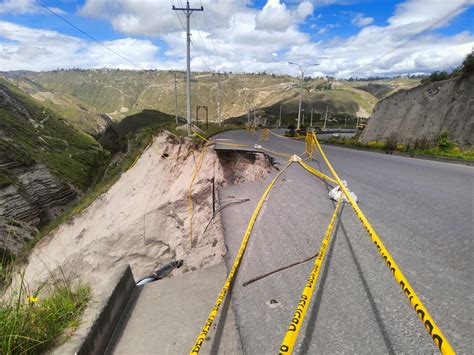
[213,129,473,354]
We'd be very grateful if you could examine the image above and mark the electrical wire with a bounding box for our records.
[34,0,142,69]
[350,0,470,76]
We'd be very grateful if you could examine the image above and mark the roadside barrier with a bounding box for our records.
[310,132,454,354]
[190,159,294,354]
[279,197,343,354]
[304,132,314,159]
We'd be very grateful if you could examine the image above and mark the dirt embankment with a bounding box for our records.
[361,74,474,145]
[13,132,273,295]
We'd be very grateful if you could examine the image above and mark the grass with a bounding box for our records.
[324,136,474,161]
[0,271,90,354]
[0,79,104,189]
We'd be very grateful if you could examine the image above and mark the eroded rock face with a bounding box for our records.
[361,74,474,145]
[0,163,76,256]
[0,217,38,257]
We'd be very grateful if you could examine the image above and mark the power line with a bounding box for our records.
[200,1,220,59]
[191,15,214,64]
[350,1,470,76]
[34,0,141,69]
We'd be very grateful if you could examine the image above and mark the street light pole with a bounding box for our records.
[288,62,318,132]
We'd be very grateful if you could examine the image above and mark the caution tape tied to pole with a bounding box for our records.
[279,196,343,354]
[190,160,294,354]
[311,132,454,355]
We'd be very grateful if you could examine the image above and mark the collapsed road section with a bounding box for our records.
[8,131,275,353]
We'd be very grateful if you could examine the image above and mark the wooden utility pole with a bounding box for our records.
[323,105,329,130]
[174,72,179,125]
[310,107,314,127]
[217,72,221,126]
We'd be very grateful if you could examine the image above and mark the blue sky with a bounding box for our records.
[0,0,473,77]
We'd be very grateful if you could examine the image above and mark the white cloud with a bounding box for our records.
[255,0,314,32]
[0,21,162,71]
[0,0,472,77]
[0,0,67,15]
[351,13,374,27]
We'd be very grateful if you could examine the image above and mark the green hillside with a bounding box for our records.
[1,70,421,132]
[0,79,104,189]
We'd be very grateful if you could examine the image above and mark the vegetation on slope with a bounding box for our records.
[0,79,104,189]
[0,272,90,354]
[3,70,421,128]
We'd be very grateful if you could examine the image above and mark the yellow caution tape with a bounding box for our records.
[192,130,210,142]
[304,132,314,159]
[311,132,454,354]
[298,159,337,185]
[269,130,289,139]
[259,146,293,159]
[190,160,294,354]
[218,142,250,148]
[279,196,343,354]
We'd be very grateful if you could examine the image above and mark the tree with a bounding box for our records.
[462,53,474,75]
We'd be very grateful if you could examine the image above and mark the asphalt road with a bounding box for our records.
[213,129,473,354]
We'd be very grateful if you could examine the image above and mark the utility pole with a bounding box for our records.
[288,62,318,132]
[172,1,203,135]
[253,108,257,128]
[345,114,347,128]
[310,107,313,127]
[323,105,328,130]
[173,72,179,125]
[217,72,221,127]
[356,116,360,129]
[278,104,282,127]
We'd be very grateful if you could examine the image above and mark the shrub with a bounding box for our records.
[462,53,474,75]
[384,133,398,152]
[422,71,449,84]
[413,137,432,150]
[437,131,454,151]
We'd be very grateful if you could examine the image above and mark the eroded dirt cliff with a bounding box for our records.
[12,132,272,297]
[361,74,473,146]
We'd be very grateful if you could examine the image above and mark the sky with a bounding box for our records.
[0,0,473,78]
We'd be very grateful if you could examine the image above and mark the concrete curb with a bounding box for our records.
[53,264,136,355]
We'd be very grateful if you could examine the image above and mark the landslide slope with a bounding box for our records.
[0,79,104,256]
[361,74,474,146]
